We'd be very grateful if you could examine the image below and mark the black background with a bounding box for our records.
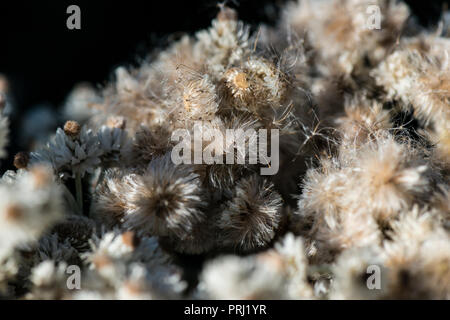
[0,0,447,171]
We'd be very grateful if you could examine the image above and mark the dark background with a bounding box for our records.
[0,0,447,172]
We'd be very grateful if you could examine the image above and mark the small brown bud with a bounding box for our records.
[64,120,81,138]
[13,152,30,170]
[217,6,237,22]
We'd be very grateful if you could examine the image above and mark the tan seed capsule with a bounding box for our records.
[13,152,30,170]
[64,120,81,138]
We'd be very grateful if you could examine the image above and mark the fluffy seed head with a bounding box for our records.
[90,168,137,228]
[181,75,218,121]
[336,96,392,147]
[199,254,288,299]
[356,137,432,221]
[224,68,251,100]
[132,125,172,165]
[217,175,283,252]
[123,155,207,239]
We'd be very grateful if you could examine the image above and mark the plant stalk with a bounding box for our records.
[75,172,83,214]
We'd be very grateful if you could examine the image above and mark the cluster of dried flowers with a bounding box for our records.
[0,0,449,299]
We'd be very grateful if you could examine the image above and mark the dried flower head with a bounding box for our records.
[284,0,409,74]
[27,261,72,300]
[31,125,103,178]
[335,95,392,147]
[199,255,288,299]
[90,168,137,228]
[0,165,63,253]
[330,246,386,299]
[122,154,207,239]
[64,120,81,138]
[179,75,219,121]
[382,207,450,299]
[217,175,283,252]
[354,136,432,221]
[97,122,130,166]
[131,125,172,165]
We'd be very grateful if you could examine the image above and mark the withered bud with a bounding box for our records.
[13,152,29,169]
[217,5,237,22]
[106,116,126,129]
[64,120,81,138]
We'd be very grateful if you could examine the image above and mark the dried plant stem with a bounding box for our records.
[75,172,83,213]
